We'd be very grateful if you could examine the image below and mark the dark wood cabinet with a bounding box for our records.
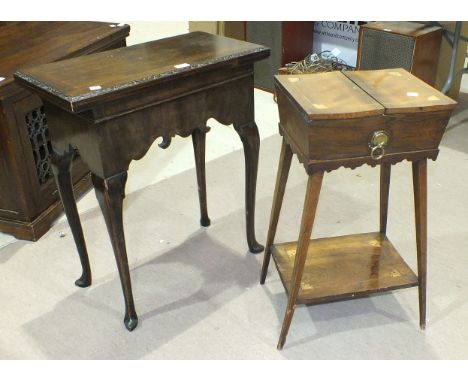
[0,22,130,241]
[245,22,314,90]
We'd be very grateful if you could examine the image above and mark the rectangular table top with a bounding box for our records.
[275,68,457,121]
[343,68,456,114]
[0,21,130,88]
[14,32,270,113]
[274,71,385,120]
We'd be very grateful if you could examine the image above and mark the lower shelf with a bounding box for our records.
[271,232,418,305]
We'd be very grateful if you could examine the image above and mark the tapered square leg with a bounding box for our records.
[380,163,391,234]
[50,148,91,288]
[260,139,293,284]
[192,126,211,227]
[277,171,324,350]
[92,172,138,331]
[412,159,427,330]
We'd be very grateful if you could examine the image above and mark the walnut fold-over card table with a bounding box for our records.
[261,68,457,349]
[14,31,270,331]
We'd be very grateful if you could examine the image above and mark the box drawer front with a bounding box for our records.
[308,110,450,161]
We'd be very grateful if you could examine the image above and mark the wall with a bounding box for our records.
[435,22,468,99]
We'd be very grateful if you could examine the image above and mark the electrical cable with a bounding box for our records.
[282,51,353,74]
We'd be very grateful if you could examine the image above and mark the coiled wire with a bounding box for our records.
[281,51,353,74]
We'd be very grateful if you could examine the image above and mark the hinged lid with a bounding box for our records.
[275,71,385,120]
[343,68,457,114]
[275,68,457,121]
[14,32,270,113]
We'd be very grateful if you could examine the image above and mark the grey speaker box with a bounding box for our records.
[357,21,442,86]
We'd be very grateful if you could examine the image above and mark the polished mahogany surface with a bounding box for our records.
[275,69,457,173]
[275,69,456,122]
[15,32,269,112]
[0,21,129,241]
[263,68,456,349]
[275,72,384,120]
[0,21,129,87]
[272,232,418,304]
[14,31,269,330]
[344,68,457,114]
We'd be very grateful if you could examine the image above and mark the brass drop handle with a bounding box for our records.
[371,145,385,160]
[370,130,389,161]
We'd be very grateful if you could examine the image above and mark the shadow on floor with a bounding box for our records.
[24,230,260,359]
[14,134,448,359]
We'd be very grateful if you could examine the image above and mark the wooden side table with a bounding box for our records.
[0,22,130,241]
[14,32,269,331]
[261,69,457,349]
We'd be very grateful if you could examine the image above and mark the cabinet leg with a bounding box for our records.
[234,121,264,253]
[277,171,324,350]
[192,127,211,227]
[380,163,391,234]
[92,172,138,331]
[50,148,91,288]
[260,139,293,284]
[412,159,427,330]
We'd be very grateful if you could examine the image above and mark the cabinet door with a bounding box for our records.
[12,94,58,217]
[0,99,31,221]
[12,94,89,219]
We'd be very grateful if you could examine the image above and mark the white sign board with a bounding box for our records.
[313,22,360,68]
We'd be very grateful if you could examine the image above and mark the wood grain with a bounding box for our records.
[360,21,440,38]
[412,159,427,329]
[260,139,293,284]
[271,232,418,304]
[344,68,457,114]
[277,170,324,350]
[51,148,91,287]
[275,72,384,120]
[15,32,269,112]
[267,67,453,349]
[0,22,129,87]
[275,69,456,174]
[380,163,391,233]
[15,31,269,330]
[0,21,128,241]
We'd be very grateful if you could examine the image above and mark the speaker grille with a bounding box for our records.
[360,29,415,71]
[25,106,53,185]
[247,21,282,90]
